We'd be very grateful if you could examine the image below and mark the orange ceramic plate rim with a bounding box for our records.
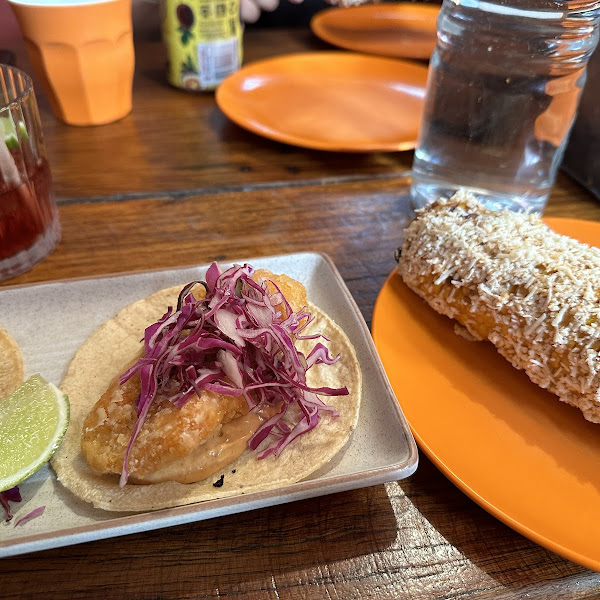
[216,51,427,153]
[372,216,600,571]
[310,3,439,59]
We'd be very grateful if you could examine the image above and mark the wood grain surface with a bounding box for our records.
[2,25,600,600]
[24,29,414,200]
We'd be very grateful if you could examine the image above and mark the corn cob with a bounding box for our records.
[398,190,600,423]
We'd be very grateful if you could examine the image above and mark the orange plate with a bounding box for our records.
[372,217,600,571]
[216,52,427,152]
[310,3,439,60]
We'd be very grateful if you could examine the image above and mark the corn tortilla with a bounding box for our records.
[0,326,24,401]
[51,286,362,512]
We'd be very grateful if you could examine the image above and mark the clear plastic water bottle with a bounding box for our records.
[410,0,600,213]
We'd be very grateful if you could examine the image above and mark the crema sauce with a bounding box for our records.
[134,407,275,485]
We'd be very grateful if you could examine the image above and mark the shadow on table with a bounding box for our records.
[209,106,415,175]
[0,485,399,599]
[399,455,588,587]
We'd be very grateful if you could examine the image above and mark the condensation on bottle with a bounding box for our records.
[410,0,600,213]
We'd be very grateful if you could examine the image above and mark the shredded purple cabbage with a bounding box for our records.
[14,505,45,527]
[118,263,348,486]
[0,486,21,522]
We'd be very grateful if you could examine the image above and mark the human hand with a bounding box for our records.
[240,0,304,23]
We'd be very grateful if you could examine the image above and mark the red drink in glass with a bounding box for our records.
[0,64,60,280]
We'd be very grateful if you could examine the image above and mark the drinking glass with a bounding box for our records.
[0,64,60,281]
[8,0,134,126]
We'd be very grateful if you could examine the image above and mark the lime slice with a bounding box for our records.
[0,114,27,150]
[0,375,70,492]
[17,120,29,142]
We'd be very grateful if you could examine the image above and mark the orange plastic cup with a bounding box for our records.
[8,0,135,126]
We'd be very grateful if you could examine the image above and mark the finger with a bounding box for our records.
[240,0,261,22]
[254,0,279,11]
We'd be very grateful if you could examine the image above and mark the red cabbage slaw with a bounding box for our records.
[14,505,45,527]
[1,487,45,526]
[0,486,21,521]
[118,263,349,486]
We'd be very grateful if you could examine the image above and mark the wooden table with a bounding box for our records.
[2,27,600,600]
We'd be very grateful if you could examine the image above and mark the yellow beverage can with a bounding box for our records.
[161,0,243,91]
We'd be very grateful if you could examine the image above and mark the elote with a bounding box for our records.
[398,190,600,423]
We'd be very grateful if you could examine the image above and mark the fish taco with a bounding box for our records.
[51,263,362,511]
[0,325,24,401]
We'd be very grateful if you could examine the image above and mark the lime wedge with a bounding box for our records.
[0,114,27,150]
[17,120,29,142]
[0,375,70,492]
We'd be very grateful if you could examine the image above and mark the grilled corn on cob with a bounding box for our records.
[398,190,600,423]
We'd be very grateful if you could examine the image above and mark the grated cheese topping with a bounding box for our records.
[398,190,600,423]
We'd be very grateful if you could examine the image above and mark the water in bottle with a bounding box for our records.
[410,0,600,213]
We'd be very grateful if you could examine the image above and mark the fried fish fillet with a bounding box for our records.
[81,270,308,484]
[398,191,600,423]
[82,374,249,482]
